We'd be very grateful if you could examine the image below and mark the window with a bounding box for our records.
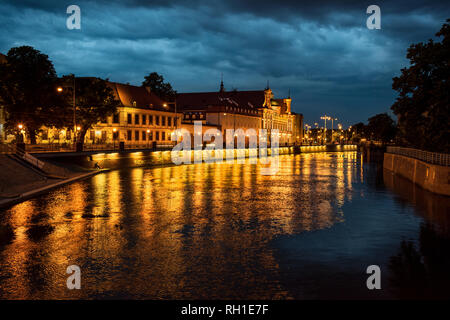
[142,131,146,141]
[162,116,166,126]
[162,132,165,141]
[127,114,132,124]
[156,116,160,126]
[155,131,160,141]
[149,115,153,125]
[133,101,137,107]
[127,130,132,141]
[42,130,48,140]
[135,114,139,125]
[135,130,139,140]
[149,131,153,140]
[113,113,119,124]
[142,115,146,125]
[90,130,95,140]
[168,117,172,127]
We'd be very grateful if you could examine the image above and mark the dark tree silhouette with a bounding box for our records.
[142,72,176,101]
[70,77,120,146]
[366,113,397,143]
[391,19,450,152]
[0,46,68,144]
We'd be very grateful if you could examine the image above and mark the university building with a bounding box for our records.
[177,81,303,145]
[86,81,180,147]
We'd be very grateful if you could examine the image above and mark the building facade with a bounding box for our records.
[3,80,182,147]
[177,82,303,145]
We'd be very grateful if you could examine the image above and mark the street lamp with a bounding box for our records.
[331,117,337,143]
[147,129,150,149]
[113,128,117,150]
[57,74,76,144]
[320,115,331,145]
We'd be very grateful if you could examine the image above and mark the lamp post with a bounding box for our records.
[57,74,76,144]
[331,117,337,143]
[113,128,117,150]
[147,129,150,149]
[320,115,331,145]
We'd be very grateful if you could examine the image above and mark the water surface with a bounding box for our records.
[0,152,449,299]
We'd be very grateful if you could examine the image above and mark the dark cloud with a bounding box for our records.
[0,0,449,125]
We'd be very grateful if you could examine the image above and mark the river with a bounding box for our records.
[0,152,449,299]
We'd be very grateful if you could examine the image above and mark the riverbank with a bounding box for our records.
[0,169,109,209]
[0,154,109,208]
[384,152,450,196]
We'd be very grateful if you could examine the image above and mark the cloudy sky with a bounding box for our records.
[0,1,448,126]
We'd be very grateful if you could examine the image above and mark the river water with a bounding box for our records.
[0,152,449,299]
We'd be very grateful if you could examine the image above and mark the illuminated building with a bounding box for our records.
[177,81,303,145]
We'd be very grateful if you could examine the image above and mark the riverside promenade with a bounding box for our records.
[0,154,108,208]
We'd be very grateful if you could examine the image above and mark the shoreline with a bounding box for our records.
[0,169,109,209]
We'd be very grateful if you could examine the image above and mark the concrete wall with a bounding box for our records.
[384,152,450,196]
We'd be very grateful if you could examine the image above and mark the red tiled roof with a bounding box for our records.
[107,81,171,112]
[177,90,266,110]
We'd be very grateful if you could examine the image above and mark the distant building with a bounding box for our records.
[177,81,303,145]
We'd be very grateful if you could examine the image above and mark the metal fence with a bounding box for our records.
[386,146,450,167]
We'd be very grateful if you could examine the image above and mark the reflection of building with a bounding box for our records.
[177,81,303,145]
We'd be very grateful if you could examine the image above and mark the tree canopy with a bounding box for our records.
[69,77,120,144]
[142,72,176,101]
[391,19,450,153]
[366,113,397,143]
[0,46,68,143]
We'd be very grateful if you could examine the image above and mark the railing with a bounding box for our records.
[1,143,68,177]
[0,143,16,154]
[386,146,450,167]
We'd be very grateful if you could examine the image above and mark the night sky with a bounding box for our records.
[1,1,449,126]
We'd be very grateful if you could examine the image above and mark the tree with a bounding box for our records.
[391,19,450,153]
[0,46,68,144]
[142,72,176,101]
[71,77,120,145]
[349,122,367,141]
[366,113,397,143]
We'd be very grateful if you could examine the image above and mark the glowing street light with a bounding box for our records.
[113,128,118,150]
[18,124,23,130]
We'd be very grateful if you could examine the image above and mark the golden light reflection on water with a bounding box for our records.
[0,152,362,299]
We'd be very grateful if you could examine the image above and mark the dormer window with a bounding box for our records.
[132,101,137,107]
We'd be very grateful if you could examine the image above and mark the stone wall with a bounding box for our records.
[384,152,450,196]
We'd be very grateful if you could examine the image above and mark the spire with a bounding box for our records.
[219,73,224,92]
[288,88,291,99]
[266,80,270,90]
